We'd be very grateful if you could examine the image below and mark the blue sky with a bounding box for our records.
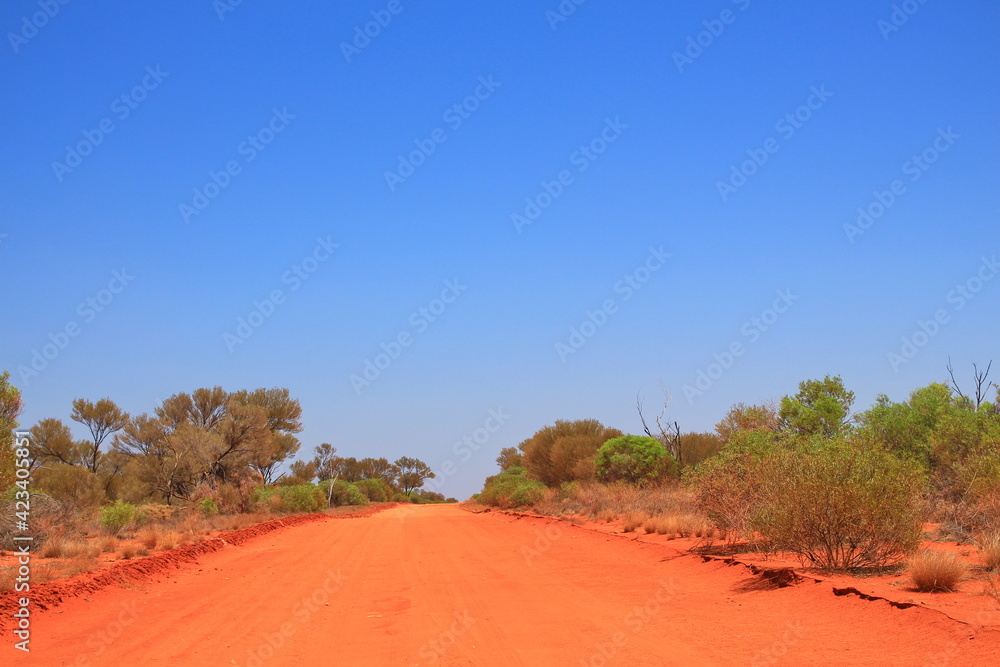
[2,1,998,499]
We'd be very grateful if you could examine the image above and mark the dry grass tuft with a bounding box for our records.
[41,537,99,559]
[97,536,119,553]
[622,513,646,533]
[61,558,100,579]
[157,531,180,550]
[117,542,139,560]
[909,550,967,592]
[676,513,709,538]
[137,526,161,549]
[976,531,1000,571]
[985,575,1000,606]
[641,515,678,537]
[40,536,68,559]
[63,540,100,559]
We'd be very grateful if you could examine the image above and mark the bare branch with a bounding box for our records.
[636,392,655,439]
[973,360,992,409]
[947,357,966,403]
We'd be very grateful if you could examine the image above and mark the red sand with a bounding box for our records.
[3,504,1000,665]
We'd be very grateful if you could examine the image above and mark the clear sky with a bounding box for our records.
[2,1,998,499]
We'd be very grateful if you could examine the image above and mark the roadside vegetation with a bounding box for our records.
[0,375,454,587]
[475,364,1000,589]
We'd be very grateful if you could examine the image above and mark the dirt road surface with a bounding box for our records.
[6,504,1000,666]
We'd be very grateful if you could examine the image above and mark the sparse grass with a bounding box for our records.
[63,540,100,559]
[60,557,100,579]
[909,550,967,592]
[622,513,646,533]
[40,536,68,558]
[659,516,679,537]
[986,575,1000,606]
[117,542,139,560]
[976,530,1000,571]
[40,537,99,559]
[97,536,119,553]
[533,482,718,542]
[137,526,161,549]
[641,515,681,537]
[158,531,180,550]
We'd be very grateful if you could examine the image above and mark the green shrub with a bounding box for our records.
[277,484,325,513]
[595,435,675,484]
[100,500,139,535]
[354,478,389,502]
[321,480,370,507]
[752,444,924,570]
[478,469,546,509]
[252,486,277,506]
[559,481,580,498]
[687,446,769,543]
[390,492,411,503]
[251,484,329,513]
[955,449,1000,502]
[198,498,220,516]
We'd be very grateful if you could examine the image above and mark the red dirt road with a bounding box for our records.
[6,504,1000,666]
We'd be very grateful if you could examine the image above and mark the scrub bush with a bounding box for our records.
[753,445,924,570]
[100,500,139,536]
[595,435,675,484]
[354,478,389,502]
[477,468,546,509]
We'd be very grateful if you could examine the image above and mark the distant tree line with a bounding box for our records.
[0,380,448,509]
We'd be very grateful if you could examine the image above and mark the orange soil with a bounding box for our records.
[2,504,999,666]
